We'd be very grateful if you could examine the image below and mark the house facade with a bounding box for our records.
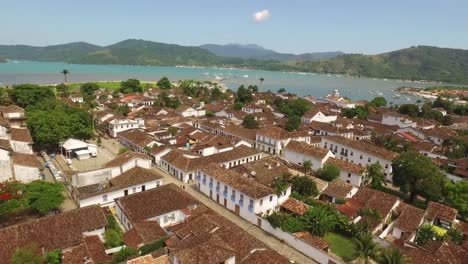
[108,118,145,138]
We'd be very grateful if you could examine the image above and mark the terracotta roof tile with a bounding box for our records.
[293,231,330,250]
[12,153,43,169]
[10,128,33,143]
[325,157,365,174]
[280,198,309,216]
[103,151,151,168]
[284,140,330,159]
[322,179,354,199]
[425,202,458,223]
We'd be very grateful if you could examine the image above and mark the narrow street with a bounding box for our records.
[151,166,317,264]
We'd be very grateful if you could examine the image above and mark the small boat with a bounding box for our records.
[243,75,249,78]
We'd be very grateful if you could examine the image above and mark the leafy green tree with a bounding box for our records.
[259,77,265,86]
[113,247,138,263]
[242,114,259,129]
[273,176,289,197]
[233,102,244,111]
[303,205,340,236]
[210,87,223,101]
[168,126,178,136]
[80,82,99,96]
[24,181,64,214]
[398,104,419,117]
[105,228,123,248]
[56,83,69,98]
[45,249,63,264]
[280,98,311,117]
[302,160,312,175]
[236,85,253,103]
[369,97,387,107]
[446,227,464,245]
[285,115,301,132]
[12,84,55,107]
[206,110,214,117]
[354,233,379,264]
[278,88,286,93]
[366,163,385,188]
[377,248,406,264]
[248,85,259,93]
[120,79,142,93]
[157,77,171,89]
[319,163,340,181]
[392,151,446,202]
[11,244,44,264]
[291,176,318,197]
[415,224,443,245]
[445,181,468,219]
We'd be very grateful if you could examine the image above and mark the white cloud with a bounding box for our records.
[253,9,270,23]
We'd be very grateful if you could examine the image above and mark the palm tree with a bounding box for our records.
[377,248,406,264]
[303,205,340,236]
[354,233,379,264]
[259,77,264,86]
[61,69,70,84]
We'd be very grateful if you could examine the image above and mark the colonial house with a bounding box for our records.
[73,167,164,208]
[0,139,12,182]
[423,201,458,229]
[176,105,206,117]
[160,145,262,183]
[0,105,26,127]
[282,140,334,171]
[301,109,337,124]
[324,157,367,186]
[256,126,310,155]
[10,128,33,154]
[242,104,264,114]
[321,136,397,182]
[117,129,158,154]
[0,206,109,262]
[196,121,257,147]
[381,113,417,128]
[196,164,291,225]
[390,203,426,240]
[71,151,152,187]
[12,153,44,183]
[308,121,354,139]
[115,183,202,230]
[108,118,145,138]
[320,179,358,203]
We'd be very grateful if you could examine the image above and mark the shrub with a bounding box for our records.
[105,229,123,248]
[139,238,168,255]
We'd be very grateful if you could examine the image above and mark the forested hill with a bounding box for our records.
[289,46,468,84]
[0,57,6,63]
[0,40,467,84]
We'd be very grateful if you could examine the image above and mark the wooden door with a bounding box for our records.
[235,205,240,215]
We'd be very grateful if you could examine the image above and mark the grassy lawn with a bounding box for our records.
[431,225,448,236]
[324,232,357,262]
[67,81,157,92]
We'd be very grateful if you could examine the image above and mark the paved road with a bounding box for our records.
[151,166,317,264]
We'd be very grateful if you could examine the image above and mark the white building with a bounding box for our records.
[382,113,416,128]
[301,109,337,124]
[256,126,310,155]
[12,153,44,183]
[242,104,263,114]
[10,128,33,154]
[176,105,206,117]
[282,140,334,171]
[324,157,367,186]
[316,90,355,109]
[62,138,98,160]
[72,152,152,187]
[74,167,164,208]
[108,118,145,138]
[69,94,84,103]
[321,136,397,182]
[196,164,291,224]
[0,140,13,182]
[115,183,201,230]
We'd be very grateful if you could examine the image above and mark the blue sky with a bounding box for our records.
[1,0,467,54]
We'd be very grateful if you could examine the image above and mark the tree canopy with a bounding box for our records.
[235,85,253,103]
[366,163,385,188]
[26,99,93,146]
[80,82,99,96]
[319,163,340,181]
[445,180,468,219]
[11,244,44,264]
[120,79,142,94]
[11,84,55,107]
[242,114,259,129]
[392,151,446,202]
[157,77,171,89]
[369,96,387,107]
[285,115,301,132]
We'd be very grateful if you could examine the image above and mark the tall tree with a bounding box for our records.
[259,77,265,86]
[319,163,340,181]
[285,115,301,132]
[242,114,259,129]
[55,83,69,98]
[366,163,385,188]
[61,69,69,84]
[302,160,312,175]
[354,233,379,264]
[392,151,446,202]
[157,77,171,89]
[291,175,318,197]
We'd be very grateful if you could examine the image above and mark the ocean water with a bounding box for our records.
[0,61,431,104]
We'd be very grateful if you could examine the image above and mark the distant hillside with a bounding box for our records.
[199,43,343,61]
[290,46,468,83]
[0,42,101,62]
[0,57,6,63]
[0,40,467,84]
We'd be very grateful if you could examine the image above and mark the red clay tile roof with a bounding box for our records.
[425,202,458,222]
[352,187,399,218]
[0,139,12,151]
[293,231,330,250]
[322,179,354,199]
[10,128,33,143]
[280,198,310,216]
[284,140,330,159]
[394,203,425,233]
[325,157,365,174]
[103,151,151,168]
[323,136,398,160]
[84,235,112,263]
[12,153,43,169]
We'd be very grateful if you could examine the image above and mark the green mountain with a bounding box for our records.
[199,43,344,61]
[0,40,467,83]
[290,46,468,83]
[0,57,6,63]
[73,39,221,66]
[0,42,101,62]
